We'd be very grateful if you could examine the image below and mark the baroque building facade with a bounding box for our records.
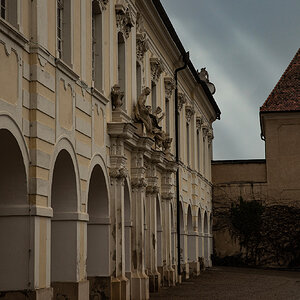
[0,0,220,299]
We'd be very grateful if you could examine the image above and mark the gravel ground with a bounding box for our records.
[150,266,300,300]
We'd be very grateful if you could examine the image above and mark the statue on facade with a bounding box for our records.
[134,87,153,132]
[134,87,173,151]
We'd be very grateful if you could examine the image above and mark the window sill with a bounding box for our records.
[0,17,29,50]
[55,58,79,81]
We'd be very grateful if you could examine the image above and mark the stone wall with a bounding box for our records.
[212,160,300,268]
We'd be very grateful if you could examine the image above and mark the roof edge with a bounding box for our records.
[152,0,221,119]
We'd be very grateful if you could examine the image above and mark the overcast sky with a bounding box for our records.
[161,0,300,160]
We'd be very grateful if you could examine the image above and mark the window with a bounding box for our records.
[57,0,71,66]
[118,32,126,109]
[57,0,63,59]
[151,81,156,112]
[1,0,18,27]
[197,129,200,171]
[187,122,190,165]
[165,98,170,134]
[203,136,206,175]
[92,3,103,90]
[1,0,5,19]
[136,62,142,98]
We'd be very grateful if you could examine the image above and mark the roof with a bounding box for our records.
[260,48,300,112]
[152,0,221,119]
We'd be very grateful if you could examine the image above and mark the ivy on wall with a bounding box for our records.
[213,197,300,268]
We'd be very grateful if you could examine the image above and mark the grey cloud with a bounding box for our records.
[161,0,300,159]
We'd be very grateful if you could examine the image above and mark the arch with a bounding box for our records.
[124,178,132,275]
[118,31,126,109]
[87,161,110,277]
[203,211,209,266]
[197,207,203,234]
[156,195,163,268]
[0,127,29,291]
[170,202,175,265]
[187,205,193,234]
[204,211,208,234]
[48,136,81,210]
[0,113,29,182]
[179,201,185,264]
[198,207,203,259]
[187,205,194,263]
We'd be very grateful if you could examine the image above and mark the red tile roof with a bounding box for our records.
[260,48,300,112]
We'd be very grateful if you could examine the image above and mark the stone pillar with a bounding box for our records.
[188,226,200,277]
[109,137,130,300]
[198,231,205,270]
[131,150,149,300]
[145,162,161,293]
[181,229,189,280]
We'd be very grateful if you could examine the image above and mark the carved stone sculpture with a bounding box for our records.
[178,92,186,111]
[116,5,134,39]
[134,88,173,151]
[164,77,175,99]
[198,67,216,95]
[150,58,164,82]
[185,105,195,123]
[136,33,149,61]
[111,84,124,110]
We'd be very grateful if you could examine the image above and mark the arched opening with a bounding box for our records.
[198,208,203,259]
[0,129,28,290]
[187,205,193,262]
[179,202,185,265]
[204,211,209,266]
[156,197,162,270]
[51,150,78,284]
[87,165,110,278]
[124,180,131,278]
[170,203,175,266]
[118,32,126,110]
[136,61,142,98]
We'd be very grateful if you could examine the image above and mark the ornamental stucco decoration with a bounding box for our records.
[164,77,175,99]
[111,84,124,110]
[136,33,149,61]
[109,166,128,178]
[185,105,195,123]
[150,57,165,82]
[207,129,214,144]
[116,4,134,39]
[196,116,203,129]
[178,92,186,111]
[131,177,147,188]
[93,0,109,13]
[146,185,160,195]
[202,122,209,136]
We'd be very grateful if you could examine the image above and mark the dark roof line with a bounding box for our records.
[152,0,221,119]
[212,159,266,165]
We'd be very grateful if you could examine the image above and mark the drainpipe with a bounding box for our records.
[174,52,189,278]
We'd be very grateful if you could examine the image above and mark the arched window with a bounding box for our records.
[136,61,142,98]
[57,0,72,66]
[92,1,103,91]
[151,81,156,112]
[186,122,190,165]
[118,32,126,109]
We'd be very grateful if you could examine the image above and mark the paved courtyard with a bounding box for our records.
[150,267,300,300]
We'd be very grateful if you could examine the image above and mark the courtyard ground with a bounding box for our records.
[150,266,300,300]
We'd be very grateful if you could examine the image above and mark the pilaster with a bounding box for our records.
[131,149,149,300]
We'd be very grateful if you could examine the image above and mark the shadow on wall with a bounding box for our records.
[213,196,300,268]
